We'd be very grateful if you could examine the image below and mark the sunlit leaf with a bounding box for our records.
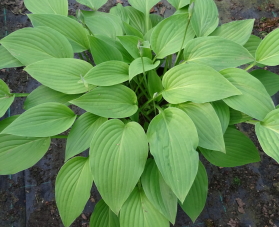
[167,0,190,9]
[24,0,68,15]
[76,0,107,10]
[0,45,23,69]
[128,0,160,14]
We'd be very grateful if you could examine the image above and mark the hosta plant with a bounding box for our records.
[1,0,279,226]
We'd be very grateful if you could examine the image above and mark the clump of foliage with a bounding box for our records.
[1,0,279,226]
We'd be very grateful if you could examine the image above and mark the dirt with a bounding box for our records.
[1,0,279,227]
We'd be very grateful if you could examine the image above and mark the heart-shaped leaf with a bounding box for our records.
[147,107,199,202]
[2,102,76,137]
[90,120,148,214]
[56,157,94,227]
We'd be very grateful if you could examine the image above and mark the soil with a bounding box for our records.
[0,0,279,227]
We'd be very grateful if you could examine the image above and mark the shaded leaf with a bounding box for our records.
[229,108,252,125]
[0,79,14,118]
[0,45,23,69]
[123,22,143,38]
[90,120,148,214]
[167,0,190,9]
[0,115,19,133]
[124,6,147,34]
[211,101,230,134]
[244,35,262,57]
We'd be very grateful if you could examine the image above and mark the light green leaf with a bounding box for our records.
[147,70,163,100]
[244,35,262,57]
[24,0,68,15]
[0,135,50,175]
[120,187,169,227]
[177,102,225,153]
[65,113,107,161]
[151,13,195,59]
[183,36,255,70]
[90,120,148,214]
[180,161,208,222]
[190,0,219,37]
[0,115,19,133]
[211,101,230,134]
[56,157,93,227]
[141,159,177,224]
[129,57,160,81]
[0,79,14,118]
[123,22,144,38]
[250,69,279,96]
[229,108,252,125]
[210,19,255,45]
[221,68,275,121]
[110,3,129,24]
[124,6,147,34]
[84,61,129,86]
[0,27,73,66]
[89,36,123,65]
[24,85,80,110]
[2,102,76,137]
[70,85,138,118]
[128,0,160,14]
[167,0,190,9]
[147,107,199,202]
[90,200,120,227]
[25,58,93,94]
[162,63,241,104]
[117,35,151,59]
[0,45,23,69]
[200,127,260,167]
[28,14,89,53]
[256,28,279,66]
[85,13,123,39]
[76,0,107,10]
[255,109,279,163]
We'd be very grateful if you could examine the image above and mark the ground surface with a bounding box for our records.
[0,0,279,227]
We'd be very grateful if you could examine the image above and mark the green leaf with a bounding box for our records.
[84,61,129,86]
[151,14,195,59]
[177,102,225,153]
[141,159,177,224]
[24,0,68,15]
[28,14,89,53]
[0,45,23,69]
[167,0,190,9]
[147,70,163,100]
[150,14,164,27]
[221,68,275,121]
[65,113,107,161]
[210,19,255,45]
[190,0,219,37]
[117,35,151,59]
[256,28,279,66]
[123,22,143,39]
[70,85,138,118]
[255,109,279,163]
[56,157,93,227]
[0,79,14,118]
[90,200,120,227]
[250,69,279,96]
[183,36,255,70]
[89,36,123,65]
[2,102,76,137]
[0,115,19,133]
[129,57,160,81]
[211,101,230,134]
[244,35,262,57]
[0,27,73,66]
[162,63,241,104]
[24,85,80,110]
[90,120,148,214]
[25,58,93,94]
[124,6,147,34]
[0,135,50,175]
[147,107,199,202]
[229,108,252,125]
[85,13,123,39]
[128,0,160,14]
[200,127,260,167]
[110,3,129,24]
[76,0,107,10]
[180,161,208,222]
[120,187,169,227]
